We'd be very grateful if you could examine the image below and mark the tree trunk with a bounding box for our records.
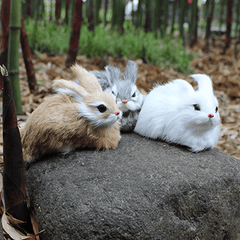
[219,0,226,32]
[104,0,108,26]
[111,0,117,28]
[136,0,143,29]
[119,0,125,34]
[179,0,186,41]
[65,0,83,67]
[65,0,71,25]
[144,0,152,32]
[205,0,215,53]
[95,0,102,26]
[189,0,198,46]
[153,1,160,38]
[171,0,177,34]
[20,14,38,93]
[32,0,40,18]
[27,0,31,17]
[131,0,135,27]
[8,0,22,114]
[224,0,233,52]
[38,0,45,20]
[88,0,94,31]
[55,0,61,22]
[235,0,240,37]
[193,3,199,46]
[163,0,169,34]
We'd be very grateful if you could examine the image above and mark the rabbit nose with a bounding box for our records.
[115,111,120,115]
[122,100,128,104]
[208,113,214,118]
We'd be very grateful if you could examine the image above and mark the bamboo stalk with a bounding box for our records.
[189,0,198,46]
[7,0,22,115]
[163,0,169,34]
[27,0,31,17]
[224,0,233,52]
[65,0,83,67]
[111,0,116,28]
[65,0,71,25]
[119,0,125,34]
[171,0,177,35]
[219,0,226,32]
[20,14,38,94]
[136,0,143,29]
[0,0,11,90]
[55,0,61,22]
[153,0,161,38]
[131,0,135,27]
[179,0,186,41]
[88,0,94,31]
[104,0,108,26]
[144,0,152,33]
[205,0,215,53]
[1,65,32,233]
[234,0,240,37]
[0,0,10,67]
[95,0,102,26]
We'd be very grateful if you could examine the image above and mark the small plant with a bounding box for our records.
[26,18,70,54]
[25,19,195,73]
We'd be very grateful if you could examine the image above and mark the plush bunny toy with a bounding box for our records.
[91,60,145,132]
[134,74,221,152]
[21,64,122,163]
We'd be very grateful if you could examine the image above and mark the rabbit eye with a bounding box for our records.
[132,92,136,98]
[215,106,218,113]
[193,104,201,111]
[97,104,107,113]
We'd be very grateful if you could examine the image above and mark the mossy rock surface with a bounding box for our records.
[25,133,240,240]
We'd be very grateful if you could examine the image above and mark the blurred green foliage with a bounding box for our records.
[25,19,195,73]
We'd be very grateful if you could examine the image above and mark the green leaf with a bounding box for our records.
[0,65,6,76]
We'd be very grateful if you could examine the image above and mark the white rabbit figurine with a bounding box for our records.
[134,74,221,152]
[21,64,122,163]
[91,60,145,132]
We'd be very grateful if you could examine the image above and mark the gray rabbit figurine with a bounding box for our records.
[91,60,145,132]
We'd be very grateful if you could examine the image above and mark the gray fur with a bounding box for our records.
[105,65,122,84]
[124,60,138,83]
[90,70,112,90]
[91,60,145,132]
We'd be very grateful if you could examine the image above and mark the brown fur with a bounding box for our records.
[71,64,102,93]
[21,65,121,163]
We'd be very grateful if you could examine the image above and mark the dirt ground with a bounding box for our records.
[0,37,239,160]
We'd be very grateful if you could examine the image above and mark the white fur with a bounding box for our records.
[134,74,221,152]
[55,88,82,102]
[77,102,122,129]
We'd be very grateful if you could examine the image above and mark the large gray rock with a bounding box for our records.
[25,133,240,240]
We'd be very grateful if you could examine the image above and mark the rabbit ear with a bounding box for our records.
[123,60,138,83]
[91,70,112,90]
[190,74,214,94]
[105,65,122,84]
[52,79,88,102]
[71,64,102,93]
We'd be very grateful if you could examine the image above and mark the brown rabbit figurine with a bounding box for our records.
[21,64,122,163]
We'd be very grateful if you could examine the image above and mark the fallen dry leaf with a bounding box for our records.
[2,212,29,240]
[1,211,43,240]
